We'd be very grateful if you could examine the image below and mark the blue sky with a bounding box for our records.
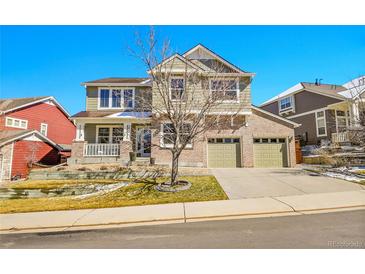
[1,25,364,115]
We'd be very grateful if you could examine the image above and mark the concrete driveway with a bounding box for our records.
[211,168,364,199]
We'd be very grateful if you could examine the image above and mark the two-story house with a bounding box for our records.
[0,96,76,180]
[260,77,365,146]
[69,44,300,168]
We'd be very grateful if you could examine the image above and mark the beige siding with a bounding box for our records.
[152,76,251,113]
[86,87,98,111]
[84,124,97,143]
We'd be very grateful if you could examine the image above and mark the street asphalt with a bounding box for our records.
[1,209,364,248]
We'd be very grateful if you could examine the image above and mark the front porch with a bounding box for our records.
[327,101,352,144]
[68,116,152,165]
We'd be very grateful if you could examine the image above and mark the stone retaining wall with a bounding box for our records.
[29,167,211,180]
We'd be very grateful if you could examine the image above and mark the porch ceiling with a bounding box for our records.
[328,101,350,111]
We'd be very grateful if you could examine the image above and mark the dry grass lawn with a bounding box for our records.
[0,176,228,214]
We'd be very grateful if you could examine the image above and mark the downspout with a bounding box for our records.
[287,135,291,167]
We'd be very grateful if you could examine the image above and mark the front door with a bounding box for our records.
[136,128,151,157]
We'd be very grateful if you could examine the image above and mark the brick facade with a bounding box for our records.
[151,109,296,168]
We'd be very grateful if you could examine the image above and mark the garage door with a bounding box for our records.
[253,138,288,168]
[208,138,241,168]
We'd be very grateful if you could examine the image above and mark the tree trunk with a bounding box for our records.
[170,152,179,185]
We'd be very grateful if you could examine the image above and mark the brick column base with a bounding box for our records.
[68,141,87,165]
[120,140,133,164]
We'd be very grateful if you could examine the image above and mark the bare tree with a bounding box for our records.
[346,75,365,147]
[25,141,42,167]
[130,28,251,187]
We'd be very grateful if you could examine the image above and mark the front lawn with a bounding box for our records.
[0,176,228,214]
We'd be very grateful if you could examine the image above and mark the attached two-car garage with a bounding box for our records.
[207,137,288,168]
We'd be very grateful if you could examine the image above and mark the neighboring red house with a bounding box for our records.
[0,96,76,180]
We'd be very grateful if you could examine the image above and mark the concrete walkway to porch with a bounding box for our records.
[211,168,365,199]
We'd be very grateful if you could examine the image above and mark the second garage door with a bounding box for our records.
[253,138,288,168]
[207,138,241,168]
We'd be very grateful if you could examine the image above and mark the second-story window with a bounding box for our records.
[279,96,293,112]
[5,117,28,129]
[112,89,122,108]
[100,89,110,108]
[124,89,134,108]
[170,78,185,100]
[210,79,238,101]
[98,88,135,109]
[40,123,48,136]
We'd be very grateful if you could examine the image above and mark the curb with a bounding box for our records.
[1,191,365,234]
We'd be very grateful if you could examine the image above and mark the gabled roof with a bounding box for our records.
[339,75,365,99]
[0,96,71,117]
[0,129,62,150]
[81,77,152,87]
[252,105,301,128]
[260,82,347,107]
[149,53,207,73]
[183,44,253,75]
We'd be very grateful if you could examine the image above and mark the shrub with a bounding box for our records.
[77,167,91,171]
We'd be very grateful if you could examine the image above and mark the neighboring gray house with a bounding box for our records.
[260,77,365,145]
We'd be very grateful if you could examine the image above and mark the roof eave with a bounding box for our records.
[2,96,71,118]
[81,83,152,87]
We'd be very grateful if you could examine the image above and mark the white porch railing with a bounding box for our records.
[332,132,350,143]
[84,143,120,157]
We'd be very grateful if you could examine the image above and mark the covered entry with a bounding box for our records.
[207,138,241,168]
[253,138,288,167]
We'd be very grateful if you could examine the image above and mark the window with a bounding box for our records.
[40,123,48,136]
[316,111,327,137]
[97,126,123,144]
[5,117,28,129]
[100,89,110,108]
[336,110,347,132]
[112,128,124,143]
[170,78,185,100]
[98,88,134,109]
[279,96,293,112]
[208,138,240,143]
[161,123,192,148]
[111,89,122,108]
[210,79,238,101]
[124,89,134,108]
[97,128,110,143]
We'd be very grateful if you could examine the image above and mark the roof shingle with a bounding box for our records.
[0,96,49,112]
[82,77,150,84]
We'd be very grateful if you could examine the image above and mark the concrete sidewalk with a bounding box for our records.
[1,190,365,234]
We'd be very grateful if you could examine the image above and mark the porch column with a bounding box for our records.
[123,122,131,141]
[120,122,133,165]
[352,102,360,126]
[75,122,85,141]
